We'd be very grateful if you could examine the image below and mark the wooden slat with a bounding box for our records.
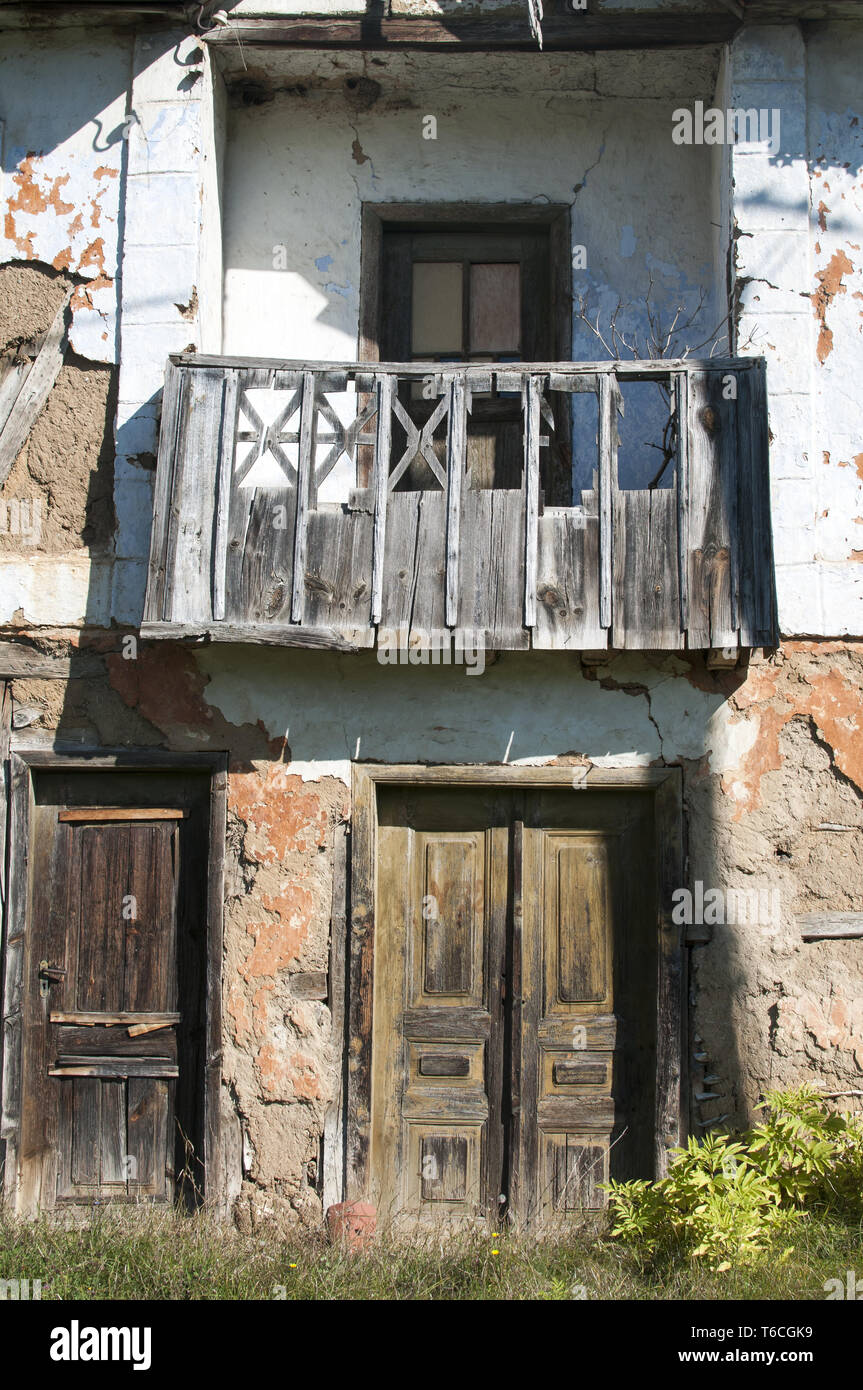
[684,369,738,647]
[49,1059,179,1079]
[211,368,240,622]
[737,360,777,646]
[523,375,542,628]
[675,371,691,634]
[201,15,741,52]
[50,1012,180,1027]
[165,368,225,624]
[140,621,360,651]
[799,913,863,941]
[323,822,347,1208]
[371,374,394,624]
[458,490,529,650]
[291,370,316,624]
[0,289,72,488]
[534,499,606,650]
[598,374,616,631]
[144,359,185,622]
[58,808,186,822]
[445,375,466,628]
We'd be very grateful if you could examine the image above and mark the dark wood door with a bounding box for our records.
[18,775,209,1212]
[371,787,658,1227]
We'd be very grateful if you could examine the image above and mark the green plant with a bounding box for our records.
[605,1086,863,1273]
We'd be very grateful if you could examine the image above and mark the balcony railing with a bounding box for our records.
[142,355,777,653]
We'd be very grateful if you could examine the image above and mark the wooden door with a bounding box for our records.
[370,787,658,1227]
[18,792,197,1210]
[514,790,657,1226]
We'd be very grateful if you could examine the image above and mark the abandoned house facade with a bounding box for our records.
[0,0,861,1232]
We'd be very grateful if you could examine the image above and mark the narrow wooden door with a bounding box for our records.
[369,787,658,1227]
[514,790,657,1227]
[20,807,184,1207]
[373,788,510,1221]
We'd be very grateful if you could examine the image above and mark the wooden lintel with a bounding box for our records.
[204,16,739,53]
[139,621,363,653]
[0,645,102,679]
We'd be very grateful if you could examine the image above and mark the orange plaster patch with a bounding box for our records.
[242,882,314,980]
[229,765,337,861]
[811,249,854,364]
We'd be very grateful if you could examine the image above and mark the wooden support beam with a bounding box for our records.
[523,374,542,629]
[0,645,103,679]
[203,15,740,53]
[370,373,394,626]
[598,374,616,632]
[445,375,466,629]
[0,290,72,489]
[139,622,360,652]
[291,369,316,625]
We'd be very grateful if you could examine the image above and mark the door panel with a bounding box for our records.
[17,772,210,1213]
[373,790,508,1221]
[370,786,659,1228]
[50,816,180,1203]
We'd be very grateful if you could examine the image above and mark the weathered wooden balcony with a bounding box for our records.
[142,355,777,653]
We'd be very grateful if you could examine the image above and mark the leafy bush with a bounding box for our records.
[605,1086,863,1271]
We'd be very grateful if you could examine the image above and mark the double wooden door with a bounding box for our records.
[371,787,658,1227]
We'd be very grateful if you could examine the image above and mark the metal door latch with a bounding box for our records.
[38,961,66,998]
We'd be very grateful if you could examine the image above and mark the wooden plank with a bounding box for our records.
[445,375,466,629]
[143,360,185,622]
[598,374,616,631]
[204,756,228,1210]
[676,372,691,635]
[211,368,240,623]
[613,487,683,649]
[684,369,738,648]
[302,508,375,644]
[202,15,740,52]
[174,354,753,377]
[57,1025,177,1057]
[49,1059,178,1079]
[58,808,187,822]
[798,913,863,941]
[50,1012,181,1027]
[0,289,72,488]
[523,375,542,628]
[459,490,529,651]
[0,646,102,679]
[139,621,360,652]
[654,774,685,1173]
[165,368,226,624]
[534,500,606,650]
[290,370,316,624]
[370,374,394,624]
[323,822,347,1210]
[736,360,777,646]
[380,492,448,638]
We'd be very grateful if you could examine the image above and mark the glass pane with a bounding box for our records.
[469,263,520,353]
[411,262,463,354]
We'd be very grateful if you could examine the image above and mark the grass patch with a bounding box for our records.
[0,1205,858,1300]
